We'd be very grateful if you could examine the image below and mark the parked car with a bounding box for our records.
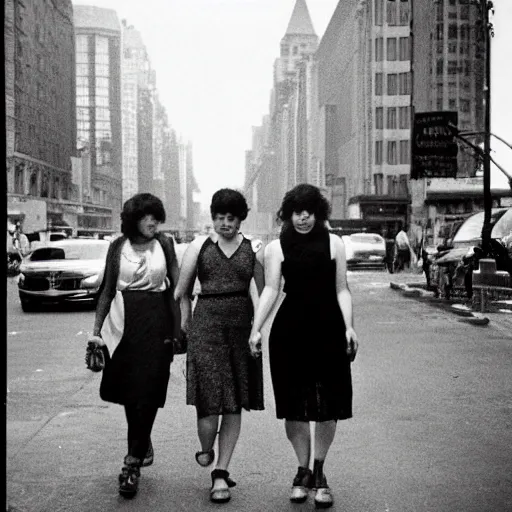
[17,239,110,312]
[341,232,387,270]
[430,207,512,298]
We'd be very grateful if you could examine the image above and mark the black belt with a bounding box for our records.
[198,290,248,299]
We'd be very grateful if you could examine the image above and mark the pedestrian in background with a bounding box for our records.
[394,225,412,272]
[88,193,181,499]
[174,188,264,504]
[248,183,358,509]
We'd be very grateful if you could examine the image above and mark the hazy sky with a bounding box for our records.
[72,0,512,206]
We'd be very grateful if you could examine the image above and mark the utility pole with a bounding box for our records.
[480,0,494,255]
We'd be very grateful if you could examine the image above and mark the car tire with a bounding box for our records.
[21,299,39,313]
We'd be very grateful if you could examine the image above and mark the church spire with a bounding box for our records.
[285,0,316,36]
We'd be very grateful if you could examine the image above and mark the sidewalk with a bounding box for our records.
[389,270,512,337]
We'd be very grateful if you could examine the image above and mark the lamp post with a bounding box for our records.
[480,0,494,256]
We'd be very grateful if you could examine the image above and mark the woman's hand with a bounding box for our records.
[88,334,105,347]
[249,332,262,358]
[345,327,358,362]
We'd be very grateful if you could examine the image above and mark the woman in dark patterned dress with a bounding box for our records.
[174,188,264,503]
[248,184,358,509]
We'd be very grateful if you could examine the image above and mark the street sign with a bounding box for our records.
[411,111,458,179]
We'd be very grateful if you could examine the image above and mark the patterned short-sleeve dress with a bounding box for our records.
[186,236,264,418]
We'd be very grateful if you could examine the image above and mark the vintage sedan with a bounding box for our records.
[17,239,110,312]
[341,232,387,270]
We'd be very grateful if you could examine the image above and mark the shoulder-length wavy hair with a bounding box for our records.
[210,188,249,221]
[277,183,331,223]
[121,193,166,240]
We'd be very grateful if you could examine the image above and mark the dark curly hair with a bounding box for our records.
[121,193,166,240]
[210,188,249,221]
[277,183,331,223]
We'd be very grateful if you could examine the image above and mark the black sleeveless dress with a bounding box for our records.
[269,227,352,421]
[186,236,264,418]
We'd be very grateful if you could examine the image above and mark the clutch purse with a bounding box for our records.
[172,329,188,355]
[85,340,110,372]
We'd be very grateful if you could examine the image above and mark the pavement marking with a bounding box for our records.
[35,369,43,372]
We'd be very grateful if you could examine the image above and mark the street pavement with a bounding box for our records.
[6,271,512,512]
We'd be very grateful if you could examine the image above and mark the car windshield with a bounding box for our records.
[30,242,109,261]
[453,208,510,242]
[350,234,383,244]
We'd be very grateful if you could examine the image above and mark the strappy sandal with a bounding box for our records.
[118,456,141,499]
[142,440,154,467]
[195,448,215,467]
[210,469,235,503]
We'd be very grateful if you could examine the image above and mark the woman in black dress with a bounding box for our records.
[88,193,181,499]
[174,188,264,503]
[249,184,358,509]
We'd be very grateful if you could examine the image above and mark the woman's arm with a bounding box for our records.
[174,237,202,330]
[332,234,358,360]
[92,241,119,338]
[248,240,283,356]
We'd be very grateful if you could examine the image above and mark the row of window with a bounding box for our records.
[374,0,410,27]
[375,36,410,62]
[374,139,410,166]
[436,23,473,41]
[436,59,472,76]
[375,106,411,130]
[14,166,70,201]
[375,72,411,96]
[373,173,409,197]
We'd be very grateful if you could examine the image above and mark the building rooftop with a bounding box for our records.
[73,4,120,32]
[285,0,316,36]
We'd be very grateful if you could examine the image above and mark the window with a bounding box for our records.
[399,1,409,26]
[448,24,457,39]
[387,0,397,26]
[447,60,458,75]
[374,173,384,195]
[375,141,383,165]
[376,107,384,129]
[375,37,384,62]
[399,106,410,129]
[399,37,410,61]
[460,99,470,113]
[399,72,411,95]
[375,72,384,95]
[15,165,24,194]
[387,107,397,129]
[387,38,397,61]
[437,98,444,110]
[387,175,397,196]
[449,99,457,109]
[460,24,469,40]
[436,23,444,40]
[448,41,457,53]
[387,73,398,95]
[399,140,410,164]
[387,140,397,165]
[436,59,444,75]
[293,46,298,55]
[399,174,409,196]
[375,0,383,26]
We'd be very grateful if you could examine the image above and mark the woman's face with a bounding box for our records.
[213,213,240,239]
[291,210,316,234]
[137,214,160,240]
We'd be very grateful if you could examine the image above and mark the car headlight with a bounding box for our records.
[81,274,100,288]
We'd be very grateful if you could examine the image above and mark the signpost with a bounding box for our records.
[411,111,459,179]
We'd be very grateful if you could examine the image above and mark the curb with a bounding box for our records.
[389,282,490,327]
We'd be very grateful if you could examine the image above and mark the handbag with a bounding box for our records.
[85,340,110,372]
[172,329,188,355]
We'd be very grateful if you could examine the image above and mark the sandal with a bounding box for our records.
[210,469,233,503]
[118,456,141,499]
[195,448,215,467]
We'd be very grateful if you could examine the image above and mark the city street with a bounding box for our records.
[6,270,512,512]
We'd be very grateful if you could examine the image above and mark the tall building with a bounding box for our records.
[315,0,412,230]
[246,0,318,226]
[74,5,123,232]
[409,0,496,243]
[6,0,77,233]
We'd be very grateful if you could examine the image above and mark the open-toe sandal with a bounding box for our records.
[210,469,233,503]
[195,448,215,467]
